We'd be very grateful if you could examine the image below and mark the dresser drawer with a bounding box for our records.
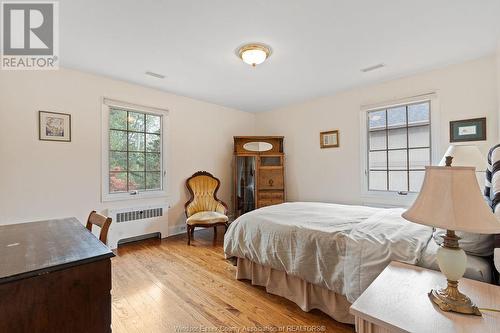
[259,191,284,201]
[257,198,284,208]
[257,199,274,208]
[258,191,284,208]
[258,169,284,190]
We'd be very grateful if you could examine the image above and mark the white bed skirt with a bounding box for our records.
[236,258,354,324]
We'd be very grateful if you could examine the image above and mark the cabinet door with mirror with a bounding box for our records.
[234,136,285,218]
[235,156,256,216]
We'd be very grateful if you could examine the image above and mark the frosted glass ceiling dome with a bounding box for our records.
[237,43,271,67]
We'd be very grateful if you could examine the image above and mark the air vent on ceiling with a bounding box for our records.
[145,71,166,79]
[116,207,163,223]
[361,63,385,73]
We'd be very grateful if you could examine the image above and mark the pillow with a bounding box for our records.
[433,228,494,257]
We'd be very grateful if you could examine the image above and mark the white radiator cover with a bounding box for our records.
[107,205,168,249]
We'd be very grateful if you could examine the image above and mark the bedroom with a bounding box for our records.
[0,0,500,332]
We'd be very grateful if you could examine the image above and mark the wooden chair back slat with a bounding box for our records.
[86,211,112,245]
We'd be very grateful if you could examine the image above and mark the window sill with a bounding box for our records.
[361,190,417,208]
[102,190,168,202]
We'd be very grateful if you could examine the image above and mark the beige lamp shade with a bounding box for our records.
[438,145,487,171]
[402,166,500,233]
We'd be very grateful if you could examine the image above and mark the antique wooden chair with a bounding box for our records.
[185,171,229,245]
[86,211,112,245]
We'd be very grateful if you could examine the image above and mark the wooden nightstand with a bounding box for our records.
[350,261,500,333]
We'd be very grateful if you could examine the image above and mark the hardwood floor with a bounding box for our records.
[111,228,355,333]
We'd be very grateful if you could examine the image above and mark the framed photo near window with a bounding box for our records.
[39,111,71,142]
[449,117,486,142]
[320,130,339,148]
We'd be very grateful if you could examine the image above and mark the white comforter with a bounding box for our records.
[224,202,433,303]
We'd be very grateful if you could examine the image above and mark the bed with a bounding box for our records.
[223,202,497,324]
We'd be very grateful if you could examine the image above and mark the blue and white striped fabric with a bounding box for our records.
[484,144,500,277]
[484,144,500,214]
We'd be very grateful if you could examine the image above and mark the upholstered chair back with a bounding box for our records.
[185,172,227,217]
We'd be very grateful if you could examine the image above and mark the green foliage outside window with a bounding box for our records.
[109,108,162,193]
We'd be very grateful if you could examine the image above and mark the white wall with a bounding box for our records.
[1,54,498,230]
[0,68,255,231]
[256,56,498,206]
[497,42,500,141]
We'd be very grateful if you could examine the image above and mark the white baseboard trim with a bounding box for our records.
[168,224,187,237]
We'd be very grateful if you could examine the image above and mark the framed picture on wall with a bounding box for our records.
[39,111,72,142]
[320,130,339,148]
[449,117,486,142]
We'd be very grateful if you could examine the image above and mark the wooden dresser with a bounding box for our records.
[0,218,115,333]
[233,136,285,217]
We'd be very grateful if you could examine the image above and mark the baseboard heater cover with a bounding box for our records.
[115,207,163,223]
[107,205,168,250]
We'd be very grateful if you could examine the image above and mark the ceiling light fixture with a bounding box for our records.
[145,71,165,79]
[237,43,271,67]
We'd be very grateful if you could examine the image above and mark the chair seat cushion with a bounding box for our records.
[186,211,228,225]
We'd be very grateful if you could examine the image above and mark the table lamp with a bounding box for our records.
[402,157,500,316]
[438,144,487,188]
[437,145,487,171]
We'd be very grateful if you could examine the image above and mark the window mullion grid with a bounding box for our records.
[367,114,370,190]
[367,101,430,194]
[370,168,425,172]
[385,109,389,191]
[370,146,429,152]
[108,109,163,195]
[406,106,410,192]
[428,101,432,175]
[143,114,147,191]
[109,128,158,135]
[160,117,163,190]
[126,111,130,193]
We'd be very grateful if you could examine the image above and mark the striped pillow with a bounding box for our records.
[485,144,500,214]
[484,144,500,258]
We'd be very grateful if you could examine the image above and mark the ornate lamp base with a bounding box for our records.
[428,280,482,316]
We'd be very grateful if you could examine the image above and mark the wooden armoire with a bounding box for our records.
[233,136,285,218]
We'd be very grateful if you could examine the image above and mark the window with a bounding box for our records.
[367,101,431,193]
[102,99,167,201]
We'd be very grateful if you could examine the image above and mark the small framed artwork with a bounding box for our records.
[320,130,339,148]
[39,111,71,142]
[449,117,486,142]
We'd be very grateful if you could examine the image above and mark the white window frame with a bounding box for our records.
[359,93,440,206]
[101,98,169,202]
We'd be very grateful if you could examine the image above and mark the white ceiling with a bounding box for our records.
[60,0,500,112]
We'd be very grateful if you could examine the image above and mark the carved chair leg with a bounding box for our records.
[213,226,217,241]
[187,225,191,245]
[191,226,195,238]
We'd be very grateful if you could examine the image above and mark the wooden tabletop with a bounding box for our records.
[350,261,500,333]
[0,218,114,284]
